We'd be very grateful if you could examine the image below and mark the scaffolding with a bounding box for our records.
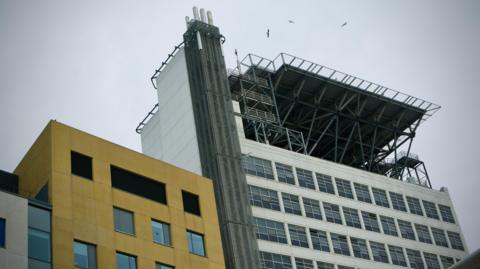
[228,53,440,187]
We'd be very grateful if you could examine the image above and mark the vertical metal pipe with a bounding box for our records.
[193,6,200,20]
[200,8,207,23]
[196,31,203,50]
[207,10,214,25]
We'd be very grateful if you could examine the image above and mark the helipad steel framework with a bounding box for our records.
[227,53,440,188]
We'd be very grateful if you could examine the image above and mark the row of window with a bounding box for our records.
[113,207,206,257]
[257,222,457,269]
[248,185,464,251]
[243,155,456,224]
[261,251,356,269]
[71,151,202,217]
[74,241,174,269]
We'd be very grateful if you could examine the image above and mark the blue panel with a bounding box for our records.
[0,218,5,247]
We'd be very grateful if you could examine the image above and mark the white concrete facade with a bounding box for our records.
[141,47,202,175]
[0,190,28,269]
[233,102,468,269]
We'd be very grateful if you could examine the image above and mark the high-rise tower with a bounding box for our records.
[138,7,468,269]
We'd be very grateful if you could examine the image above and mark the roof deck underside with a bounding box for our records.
[229,56,438,173]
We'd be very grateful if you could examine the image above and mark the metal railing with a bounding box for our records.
[135,103,158,134]
[150,41,184,89]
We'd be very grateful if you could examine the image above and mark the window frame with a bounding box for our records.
[71,151,93,180]
[74,240,97,269]
[151,219,171,246]
[116,251,137,269]
[187,230,206,257]
[113,207,135,236]
[0,218,5,248]
[353,183,371,203]
[335,178,354,199]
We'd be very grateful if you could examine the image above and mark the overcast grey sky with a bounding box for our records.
[1,0,479,251]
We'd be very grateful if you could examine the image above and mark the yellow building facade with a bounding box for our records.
[14,121,226,269]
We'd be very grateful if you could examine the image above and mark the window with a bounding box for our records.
[440,256,454,269]
[116,252,136,269]
[323,203,342,224]
[152,220,170,246]
[388,245,407,267]
[281,193,302,216]
[74,240,96,269]
[182,191,201,216]
[372,188,390,208]
[415,224,432,244]
[422,200,439,220]
[28,205,51,268]
[253,217,287,244]
[114,207,135,235]
[187,231,205,256]
[156,263,174,269]
[260,251,292,269]
[296,168,315,190]
[302,198,322,220]
[407,196,424,216]
[243,155,274,179]
[316,262,334,269]
[295,257,313,269]
[111,165,166,204]
[406,249,425,269]
[430,228,448,248]
[275,163,295,185]
[389,191,407,212]
[71,151,93,180]
[309,229,329,252]
[370,241,389,263]
[288,224,309,248]
[380,216,398,236]
[335,178,353,199]
[438,204,455,223]
[0,218,5,248]
[350,237,369,260]
[248,185,280,211]
[316,173,334,194]
[35,183,49,203]
[447,231,464,250]
[354,183,371,203]
[337,266,354,269]
[423,252,440,269]
[397,220,416,240]
[342,207,361,229]
[361,211,380,233]
[330,233,350,256]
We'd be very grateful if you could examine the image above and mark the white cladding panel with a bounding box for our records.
[141,48,202,175]
[0,191,28,269]
[233,101,467,268]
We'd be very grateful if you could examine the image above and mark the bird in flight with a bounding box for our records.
[341,21,348,27]
[266,29,270,38]
[288,20,295,24]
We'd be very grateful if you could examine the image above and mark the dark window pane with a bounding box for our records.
[28,228,51,262]
[114,208,135,235]
[415,224,432,244]
[398,220,416,240]
[182,191,201,216]
[243,155,274,180]
[354,183,371,203]
[372,188,390,208]
[361,211,380,233]
[187,231,205,256]
[282,193,302,216]
[111,165,166,204]
[316,173,334,194]
[424,252,440,269]
[28,258,51,269]
[350,237,369,259]
[440,256,454,269]
[324,203,342,224]
[389,192,407,212]
[288,224,309,248]
[342,207,361,229]
[309,229,329,252]
[0,218,5,248]
[275,163,295,185]
[74,241,96,269]
[156,263,174,269]
[380,216,398,236]
[248,185,280,211]
[406,249,424,269]
[331,233,350,256]
[253,217,287,244]
[35,183,49,203]
[152,220,171,246]
[335,178,353,199]
[303,198,322,220]
[431,228,448,248]
[438,204,455,223]
[71,151,93,180]
[317,261,334,269]
[388,245,407,266]
[422,200,439,220]
[296,168,315,190]
[28,205,51,232]
[370,241,388,263]
[295,257,313,269]
[407,196,424,216]
[260,251,292,269]
[447,231,464,251]
[116,252,136,269]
